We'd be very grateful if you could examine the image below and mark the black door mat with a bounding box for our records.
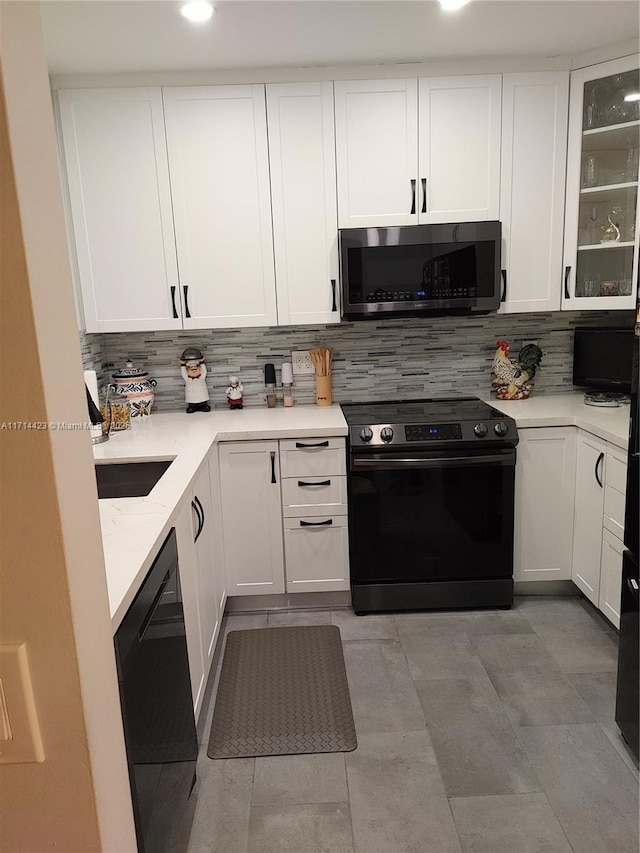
[207,625,357,759]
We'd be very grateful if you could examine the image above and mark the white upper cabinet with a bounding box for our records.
[334,75,501,229]
[266,82,340,325]
[163,85,277,328]
[499,72,569,313]
[57,88,181,332]
[334,78,419,228]
[562,55,639,310]
[418,75,501,223]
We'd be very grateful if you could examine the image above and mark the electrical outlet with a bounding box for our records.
[291,351,315,375]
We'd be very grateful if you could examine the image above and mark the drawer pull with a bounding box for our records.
[295,441,329,449]
[300,519,333,527]
[298,479,331,487]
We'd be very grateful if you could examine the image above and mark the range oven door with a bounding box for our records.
[348,448,516,587]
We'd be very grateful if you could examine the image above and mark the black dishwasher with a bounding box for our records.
[114,529,198,853]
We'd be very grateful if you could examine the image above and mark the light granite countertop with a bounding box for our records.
[486,391,630,449]
[96,394,630,631]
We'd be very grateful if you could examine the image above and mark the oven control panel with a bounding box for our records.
[405,423,462,442]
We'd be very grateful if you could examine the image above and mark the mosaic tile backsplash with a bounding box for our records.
[80,310,633,411]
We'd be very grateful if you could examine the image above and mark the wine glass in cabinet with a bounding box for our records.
[563,56,639,310]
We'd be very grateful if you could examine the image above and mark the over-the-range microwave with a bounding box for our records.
[338,221,502,320]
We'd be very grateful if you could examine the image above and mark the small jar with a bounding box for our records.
[265,363,277,408]
[281,362,294,407]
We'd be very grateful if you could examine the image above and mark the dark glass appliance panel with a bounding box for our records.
[115,529,198,853]
[339,222,501,318]
[615,549,639,759]
[348,450,515,585]
[572,326,635,393]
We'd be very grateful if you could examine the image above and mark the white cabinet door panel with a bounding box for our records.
[163,85,277,328]
[192,463,219,667]
[514,427,576,582]
[599,529,624,628]
[57,88,180,332]
[334,79,418,228]
[418,75,501,223]
[500,73,569,313]
[175,498,205,715]
[267,82,340,326]
[283,516,349,593]
[218,442,284,595]
[572,432,607,604]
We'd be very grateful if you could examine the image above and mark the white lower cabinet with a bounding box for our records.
[218,441,285,596]
[175,497,206,715]
[572,432,608,605]
[174,457,225,716]
[514,427,577,582]
[218,437,349,598]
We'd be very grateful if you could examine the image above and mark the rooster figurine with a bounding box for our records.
[491,340,543,400]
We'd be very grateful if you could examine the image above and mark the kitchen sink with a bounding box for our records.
[95,460,173,499]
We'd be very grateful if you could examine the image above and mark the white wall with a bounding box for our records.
[0,3,136,850]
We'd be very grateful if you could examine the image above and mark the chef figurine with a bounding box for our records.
[180,347,211,413]
[226,376,244,410]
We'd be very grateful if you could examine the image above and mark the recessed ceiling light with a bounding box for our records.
[624,92,640,102]
[439,0,471,9]
[180,1,215,23]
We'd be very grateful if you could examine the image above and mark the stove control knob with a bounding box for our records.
[359,427,373,443]
[380,427,394,443]
[473,423,488,438]
[494,421,509,437]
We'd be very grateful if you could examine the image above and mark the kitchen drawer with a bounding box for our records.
[603,484,626,540]
[283,515,349,593]
[279,437,346,478]
[605,448,627,494]
[282,475,347,517]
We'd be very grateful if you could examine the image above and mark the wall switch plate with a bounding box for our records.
[291,351,315,375]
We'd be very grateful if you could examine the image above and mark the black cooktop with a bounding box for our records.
[341,397,507,425]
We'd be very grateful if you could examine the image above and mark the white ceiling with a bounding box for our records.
[41,0,639,77]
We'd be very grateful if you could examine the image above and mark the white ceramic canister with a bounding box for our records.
[110,360,157,418]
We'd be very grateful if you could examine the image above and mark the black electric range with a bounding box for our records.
[342,397,518,614]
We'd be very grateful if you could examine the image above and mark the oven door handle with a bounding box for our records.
[351,453,514,470]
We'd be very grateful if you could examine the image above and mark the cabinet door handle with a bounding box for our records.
[270,451,277,484]
[421,178,427,214]
[194,495,205,538]
[410,179,416,215]
[191,498,203,541]
[501,269,507,303]
[564,266,571,300]
[300,518,333,527]
[594,452,604,488]
[183,285,191,319]
[331,279,337,312]
[170,286,179,319]
[295,441,329,448]
[298,479,331,487]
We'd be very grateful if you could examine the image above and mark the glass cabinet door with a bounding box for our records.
[563,58,639,309]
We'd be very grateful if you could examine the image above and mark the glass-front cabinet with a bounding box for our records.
[563,56,639,310]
